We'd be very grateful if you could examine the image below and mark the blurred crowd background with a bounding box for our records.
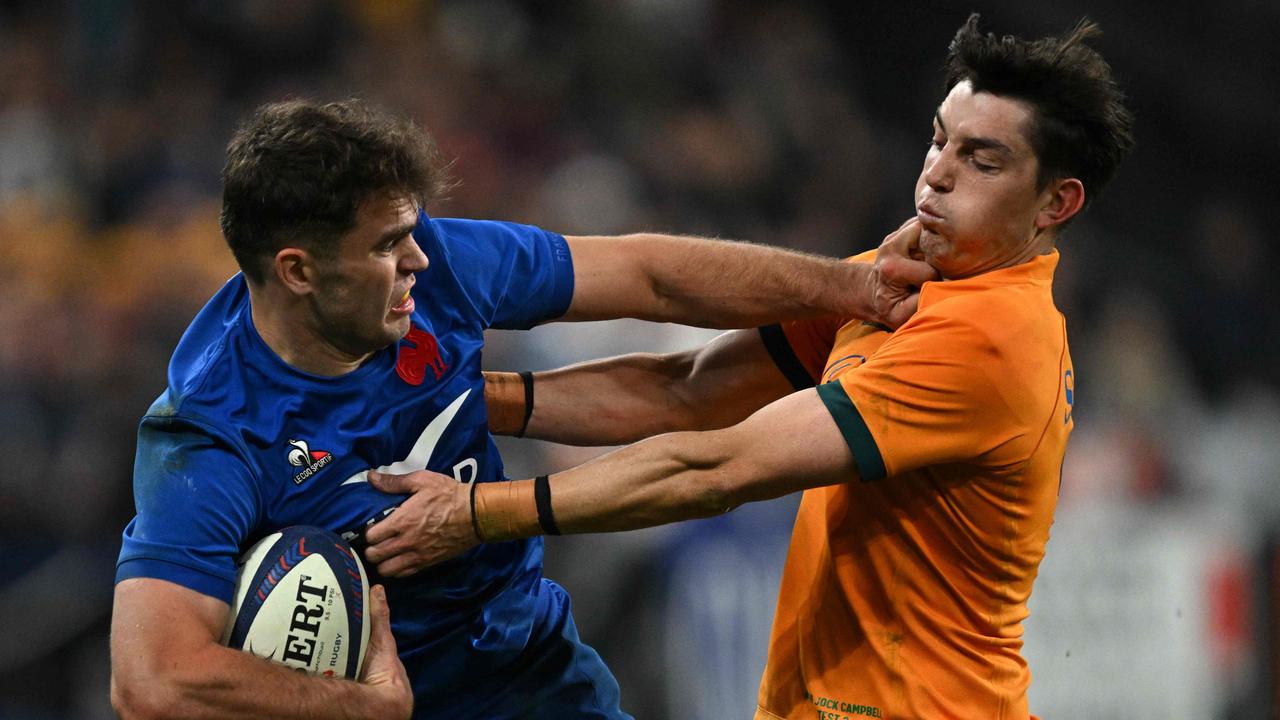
[1,1,1277,718]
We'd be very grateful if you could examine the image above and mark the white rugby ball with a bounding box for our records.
[221,526,370,679]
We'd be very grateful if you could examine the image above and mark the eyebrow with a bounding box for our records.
[934,110,1015,158]
[377,223,417,246]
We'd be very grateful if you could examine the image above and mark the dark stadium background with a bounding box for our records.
[1,1,1277,718]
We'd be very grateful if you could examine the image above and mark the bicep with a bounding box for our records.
[670,328,798,429]
[560,235,659,322]
[718,387,859,504]
[111,578,229,683]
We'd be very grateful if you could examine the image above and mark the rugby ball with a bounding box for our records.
[221,526,370,679]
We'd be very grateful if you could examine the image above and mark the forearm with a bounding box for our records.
[485,357,706,445]
[477,428,748,539]
[485,330,795,445]
[476,387,856,541]
[641,236,875,325]
[365,390,856,576]
[111,577,406,720]
[113,644,392,720]
[565,234,877,326]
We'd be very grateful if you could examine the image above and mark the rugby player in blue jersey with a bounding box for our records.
[109,99,933,720]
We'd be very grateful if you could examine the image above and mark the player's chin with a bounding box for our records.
[386,316,412,341]
[370,316,410,348]
[917,231,946,258]
[917,242,957,278]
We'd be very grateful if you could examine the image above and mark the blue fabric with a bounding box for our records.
[401,578,631,719]
[115,212,624,717]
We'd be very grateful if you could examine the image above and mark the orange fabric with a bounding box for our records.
[777,250,881,384]
[759,251,1073,720]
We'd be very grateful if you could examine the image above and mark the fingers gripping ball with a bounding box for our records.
[221,526,371,679]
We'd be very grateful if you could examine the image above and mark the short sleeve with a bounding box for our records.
[816,312,1025,481]
[759,317,843,390]
[115,415,262,603]
[423,216,574,330]
[758,250,879,390]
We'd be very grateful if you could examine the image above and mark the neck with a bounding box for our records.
[248,282,370,377]
[944,230,1057,281]
[999,230,1058,270]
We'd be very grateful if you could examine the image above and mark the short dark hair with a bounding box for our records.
[945,14,1134,206]
[220,99,452,283]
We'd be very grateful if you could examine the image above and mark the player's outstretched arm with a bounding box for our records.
[485,328,795,445]
[559,219,935,329]
[490,388,853,535]
[110,579,411,720]
[363,388,854,575]
[483,219,935,445]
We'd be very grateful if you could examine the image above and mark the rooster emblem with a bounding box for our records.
[287,439,331,468]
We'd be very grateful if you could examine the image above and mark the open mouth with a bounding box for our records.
[390,289,414,315]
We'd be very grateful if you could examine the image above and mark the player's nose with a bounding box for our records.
[402,236,429,273]
[923,152,954,193]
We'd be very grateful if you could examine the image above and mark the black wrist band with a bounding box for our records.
[515,371,535,438]
[469,481,484,541]
[534,474,561,536]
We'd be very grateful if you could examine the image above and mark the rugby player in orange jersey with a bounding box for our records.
[361,14,1135,719]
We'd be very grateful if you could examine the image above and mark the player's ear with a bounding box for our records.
[273,247,317,296]
[1035,177,1085,230]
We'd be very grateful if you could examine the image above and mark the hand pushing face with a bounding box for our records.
[914,81,1058,279]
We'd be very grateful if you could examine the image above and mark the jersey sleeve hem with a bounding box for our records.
[816,380,887,481]
[116,557,236,604]
[544,231,575,321]
[758,324,816,390]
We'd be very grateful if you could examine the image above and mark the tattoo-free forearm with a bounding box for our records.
[475,388,857,541]
[477,428,742,541]
[113,640,396,720]
[485,357,704,445]
[640,236,876,325]
[484,330,795,446]
[111,580,410,720]
[565,234,878,326]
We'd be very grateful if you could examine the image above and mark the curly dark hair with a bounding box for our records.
[945,14,1135,207]
[220,99,452,284]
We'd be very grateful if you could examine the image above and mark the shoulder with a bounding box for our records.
[426,216,560,247]
[159,275,281,454]
[912,275,1062,347]
[417,216,566,283]
[897,281,1066,419]
[164,275,250,408]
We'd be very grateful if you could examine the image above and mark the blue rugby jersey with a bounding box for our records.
[115,212,619,715]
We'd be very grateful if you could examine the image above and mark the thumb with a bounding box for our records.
[369,584,391,643]
[361,584,399,682]
[367,470,419,495]
[885,290,923,330]
[880,255,940,287]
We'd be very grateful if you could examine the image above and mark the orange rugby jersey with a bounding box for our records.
[754,250,1073,720]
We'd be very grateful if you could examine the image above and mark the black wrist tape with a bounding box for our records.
[516,371,535,438]
[534,474,561,536]
[469,481,484,541]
